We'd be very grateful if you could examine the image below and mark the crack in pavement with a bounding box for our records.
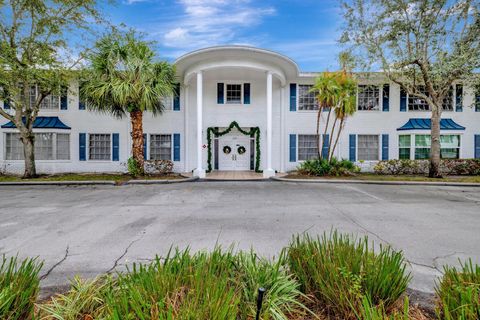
[40,245,69,280]
[107,230,146,274]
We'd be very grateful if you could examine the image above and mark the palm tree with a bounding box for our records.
[81,31,176,174]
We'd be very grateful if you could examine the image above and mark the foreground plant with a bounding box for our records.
[0,255,42,320]
[435,259,480,320]
[287,232,411,319]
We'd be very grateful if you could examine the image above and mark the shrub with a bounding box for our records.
[0,255,42,320]
[297,157,360,176]
[435,259,480,320]
[127,157,142,176]
[358,296,410,320]
[287,232,411,319]
[37,276,110,319]
[374,159,480,176]
[144,159,174,175]
[237,250,309,320]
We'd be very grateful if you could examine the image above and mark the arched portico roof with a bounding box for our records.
[174,46,300,86]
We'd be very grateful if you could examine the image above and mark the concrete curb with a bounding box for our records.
[125,176,199,185]
[0,180,116,186]
[271,176,480,187]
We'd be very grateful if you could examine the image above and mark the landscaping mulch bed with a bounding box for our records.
[0,173,186,184]
[284,173,480,183]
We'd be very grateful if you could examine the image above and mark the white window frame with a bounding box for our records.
[88,133,112,161]
[297,84,319,112]
[397,134,462,160]
[160,96,174,111]
[356,134,381,161]
[224,83,243,105]
[149,133,173,161]
[4,132,70,161]
[357,85,382,112]
[407,85,456,113]
[297,134,320,161]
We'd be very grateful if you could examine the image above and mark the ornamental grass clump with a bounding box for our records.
[287,231,411,319]
[0,255,42,320]
[435,259,480,320]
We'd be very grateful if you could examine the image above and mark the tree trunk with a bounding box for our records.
[21,133,37,178]
[316,106,324,159]
[327,116,338,162]
[429,107,442,178]
[130,110,145,174]
[330,118,345,160]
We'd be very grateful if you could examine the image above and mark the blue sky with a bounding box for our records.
[106,0,344,71]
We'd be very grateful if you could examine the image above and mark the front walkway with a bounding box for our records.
[184,171,287,180]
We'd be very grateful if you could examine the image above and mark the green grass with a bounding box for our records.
[0,255,43,320]
[0,173,184,183]
[435,259,480,320]
[287,232,411,320]
[285,172,480,183]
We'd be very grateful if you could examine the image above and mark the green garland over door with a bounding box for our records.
[206,121,261,172]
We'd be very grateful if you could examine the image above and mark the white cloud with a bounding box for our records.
[158,0,275,51]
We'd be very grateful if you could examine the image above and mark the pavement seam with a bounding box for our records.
[107,231,146,274]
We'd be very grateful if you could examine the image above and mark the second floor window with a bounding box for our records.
[357,85,380,111]
[298,85,319,111]
[18,86,60,110]
[226,84,242,104]
[408,86,454,111]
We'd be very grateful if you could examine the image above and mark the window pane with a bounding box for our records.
[150,134,171,160]
[5,133,24,160]
[56,134,70,160]
[399,148,410,159]
[357,135,379,161]
[399,135,410,147]
[415,135,431,147]
[441,148,459,159]
[298,135,319,160]
[89,134,111,160]
[440,135,460,148]
[298,85,319,111]
[161,96,173,110]
[226,84,242,104]
[415,148,430,159]
[357,85,380,111]
[441,87,453,111]
[408,86,430,111]
[40,94,60,110]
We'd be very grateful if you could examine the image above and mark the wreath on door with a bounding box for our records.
[237,146,246,155]
[223,145,232,154]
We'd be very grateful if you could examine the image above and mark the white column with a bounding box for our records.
[280,85,286,173]
[184,84,189,172]
[193,71,206,178]
[264,71,275,178]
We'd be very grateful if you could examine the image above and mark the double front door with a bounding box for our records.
[218,136,251,171]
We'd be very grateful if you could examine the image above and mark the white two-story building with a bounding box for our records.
[1,46,480,177]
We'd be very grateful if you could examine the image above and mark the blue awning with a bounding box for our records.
[1,116,71,130]
[397,118,465,131]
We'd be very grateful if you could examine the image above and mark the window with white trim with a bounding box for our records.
[226,84,242,104]
[4,132,70,160]
[357,85,380,111]
[298,85,319,111]
[89,134,111,160]
[398,134,460,160]
[408,86,454,111]
[161,96,173,110]
[150,134,172,160]
[298,135,319,160]
[357,135,379,161]
[17,86,60,110]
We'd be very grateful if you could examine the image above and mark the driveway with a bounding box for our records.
[0,181,479,296]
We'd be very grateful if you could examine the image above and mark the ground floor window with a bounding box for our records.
[298,135,318,160]
[398,134,460,160]
[5,132,70,160]
[357,134,379,160]
[89,134,111,160]
[150,134,172,160]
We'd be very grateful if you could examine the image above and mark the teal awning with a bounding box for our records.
[397,118,465,131]
[1,117,71,130]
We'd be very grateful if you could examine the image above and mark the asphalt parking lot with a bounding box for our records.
[0,181,479,295]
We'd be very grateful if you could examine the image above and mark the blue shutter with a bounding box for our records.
[382,84,390,111]
[60,87,68,110]
[143,134,147,160]
[289,134,296,162]
[475,135,480,159]
[79,83,86,110]
[173,83,180,111]
[217,83,224,104]
[455,84,463,112]
[322,134,329,158]
[476,92,480,112]
[243,83,250,104]
[79,133,86,161]
[382,134,389,160]
[3,99,10,110]
[349,134,356,162]
[112,133,119,161]
[173,133,180,161]
[400,88,407,112]
[289,83,297,111]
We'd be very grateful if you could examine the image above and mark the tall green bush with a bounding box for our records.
[0,255,42,320]
[287,232,410,319]
[435,259,480,320]
[297,157,359,176]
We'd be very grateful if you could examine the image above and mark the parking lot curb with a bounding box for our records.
[125,176,199,185]
[0,180,116,186]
